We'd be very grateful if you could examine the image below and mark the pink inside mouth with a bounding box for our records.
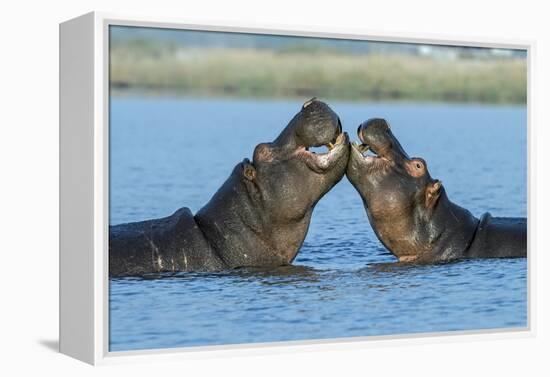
[302,132,346,158]
[358,143,379,159]
[353,142,389,166]
[363,148,379,161]
[294,132,347,173]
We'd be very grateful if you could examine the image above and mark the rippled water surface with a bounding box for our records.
[109,98,527,352]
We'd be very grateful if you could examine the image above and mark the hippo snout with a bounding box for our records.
[355,118,410,161]
[357,118,390,145]
[295,99,342,148]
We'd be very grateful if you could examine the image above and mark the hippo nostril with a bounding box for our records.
[379,119,390,130]
[337,118,342,134]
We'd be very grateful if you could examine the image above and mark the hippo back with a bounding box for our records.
[109,207,225,276]
[466,213,527,259]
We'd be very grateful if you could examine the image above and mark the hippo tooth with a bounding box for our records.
[327,142,334,150]
[357,143,369,153]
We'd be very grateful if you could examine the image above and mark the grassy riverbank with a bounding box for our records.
[110,43,527,103]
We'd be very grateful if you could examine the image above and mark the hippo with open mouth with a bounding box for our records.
[346,118,526,264]
[109,99,350,276]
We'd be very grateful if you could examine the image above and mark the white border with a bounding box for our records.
[68,11,534,365]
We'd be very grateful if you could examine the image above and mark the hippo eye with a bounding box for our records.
[407,159,425,177]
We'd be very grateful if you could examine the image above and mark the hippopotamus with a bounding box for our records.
[346,118,526,264]
[109,99,350,276]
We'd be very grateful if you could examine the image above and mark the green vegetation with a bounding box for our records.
[110,40,527,104]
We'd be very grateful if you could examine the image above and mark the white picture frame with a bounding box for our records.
[59,11,534,365]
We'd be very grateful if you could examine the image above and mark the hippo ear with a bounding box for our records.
[242,159,257,181]
[425,180,442,209]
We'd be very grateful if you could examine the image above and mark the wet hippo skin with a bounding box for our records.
[109,99,350,276]
[346,118,526,264]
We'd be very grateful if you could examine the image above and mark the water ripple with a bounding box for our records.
[109,98,527,351]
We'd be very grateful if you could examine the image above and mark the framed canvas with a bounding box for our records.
[59,11,533,365]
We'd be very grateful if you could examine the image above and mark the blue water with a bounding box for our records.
[109,97,527,352]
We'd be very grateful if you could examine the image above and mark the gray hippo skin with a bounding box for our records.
[346,118,526,264]
[109,99,350,276]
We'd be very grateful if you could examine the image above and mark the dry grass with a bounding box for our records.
[110,46,527,103]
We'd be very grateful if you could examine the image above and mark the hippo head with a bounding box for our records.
[346,118,444,262]
[244,98,350,224]
[196,98,350,267]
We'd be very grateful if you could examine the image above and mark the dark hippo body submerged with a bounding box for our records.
[346,118,526,264]
[109,99,350,276]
